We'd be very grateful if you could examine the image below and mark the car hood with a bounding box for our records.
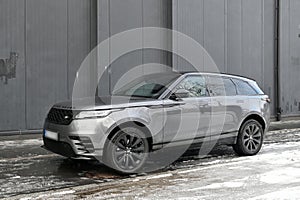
[53,96,162,111]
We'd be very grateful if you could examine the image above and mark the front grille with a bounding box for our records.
[47,108,74,125]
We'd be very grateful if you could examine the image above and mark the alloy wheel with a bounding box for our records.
[112,132,147,171]
[242,123,262,153]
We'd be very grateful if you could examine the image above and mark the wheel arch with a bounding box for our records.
[240,114,266,133]
[105,121,154,151]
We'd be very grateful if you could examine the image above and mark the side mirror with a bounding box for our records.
[170,89,189,101]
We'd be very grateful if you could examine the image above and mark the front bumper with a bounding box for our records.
[43,117,113,160]
[43,137,76,158]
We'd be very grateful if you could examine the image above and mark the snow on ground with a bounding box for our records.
[0,139,42,150]
[8,140,300,200]
[2,127,300,199]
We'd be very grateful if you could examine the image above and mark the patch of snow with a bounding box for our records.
[250,186,300,200]
[0,139,42,149]
[52,190,75,195]
[20,198,32,200]
[260,168,300,184]
[187,181,244,191]
[146,173,173,180]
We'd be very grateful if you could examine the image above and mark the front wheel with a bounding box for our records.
[104,126,149,174]
[233,119,264,156]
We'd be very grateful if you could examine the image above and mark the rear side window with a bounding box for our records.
[250,82,264,95]
[232,79,258,95]
[223,78,237,96]
[207,76,226,96]
[207,76,237,96]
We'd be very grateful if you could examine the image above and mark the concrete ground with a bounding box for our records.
[1,121,300,199]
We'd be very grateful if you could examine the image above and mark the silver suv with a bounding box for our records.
[43,72,271,174]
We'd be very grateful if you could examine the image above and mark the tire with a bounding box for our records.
[233,119,264,156]
[104,126,149,174]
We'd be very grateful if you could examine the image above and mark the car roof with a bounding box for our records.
[179,71,256,83]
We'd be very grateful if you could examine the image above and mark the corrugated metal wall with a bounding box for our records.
[0,0,172,132]
[0,0,96,131]
[173,0,276,115]
[97,0,172,95]
[280,0,300,116]
[0,0,26,131]
[1,0,300,132]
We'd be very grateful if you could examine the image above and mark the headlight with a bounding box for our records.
[75,110,112,119]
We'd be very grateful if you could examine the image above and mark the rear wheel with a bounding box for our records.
[233,119,264,156]
[104,126,149,174]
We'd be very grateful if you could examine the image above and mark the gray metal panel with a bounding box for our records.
[173,0,275,115]
[26,0,68,129]
[227,0,242,74]
[289,0,300,115]
[107,0,172,92]
[67,0,97,98]
[203,0,226,72]
[143,0,172,73]
[280,0,300,116]
[97,0,110,96]
[67,0,93,98]
[241,0,263,84]
[279,0,290,116]
[0,0,26,131]
[173,0,205,72]
[263,0,275,115]
[109,0,143,92]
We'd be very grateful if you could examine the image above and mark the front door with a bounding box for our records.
[162,75,211,146]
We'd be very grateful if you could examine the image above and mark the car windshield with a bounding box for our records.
[113,73,180,99]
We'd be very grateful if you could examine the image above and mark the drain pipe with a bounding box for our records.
[275,0,282,121]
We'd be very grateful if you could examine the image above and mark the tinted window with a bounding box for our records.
[223,78,237,96]
[232,79,258,95]
[207,76,226,96]
[175,75,208,98]
[207,76,237,96]
[113,73,180,98]
[249,82,264,95]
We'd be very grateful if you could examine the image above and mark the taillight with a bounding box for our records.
[262,97,271,103]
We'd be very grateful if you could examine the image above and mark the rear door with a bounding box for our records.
[206,76,241,141]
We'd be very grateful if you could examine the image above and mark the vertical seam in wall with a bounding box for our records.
[66,0,69,99]
[94,0,98,96]
[176,0,178,71]
[108,0,111,95]
[88,0,91,95]
[24,0,27,129]
[202,0,205,71]
[241,0,243,73]
[288,0,291,112]
[261,0,265,87]
[224,0,228,73]
[142,0,144,75]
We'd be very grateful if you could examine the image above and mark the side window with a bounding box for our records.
[207,76,226,96]
[232,79,258,95]
[175,75,208,98]
[206,76,237,96]
[223,78,237,96]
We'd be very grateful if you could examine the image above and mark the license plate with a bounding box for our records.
[44,130,58,141]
